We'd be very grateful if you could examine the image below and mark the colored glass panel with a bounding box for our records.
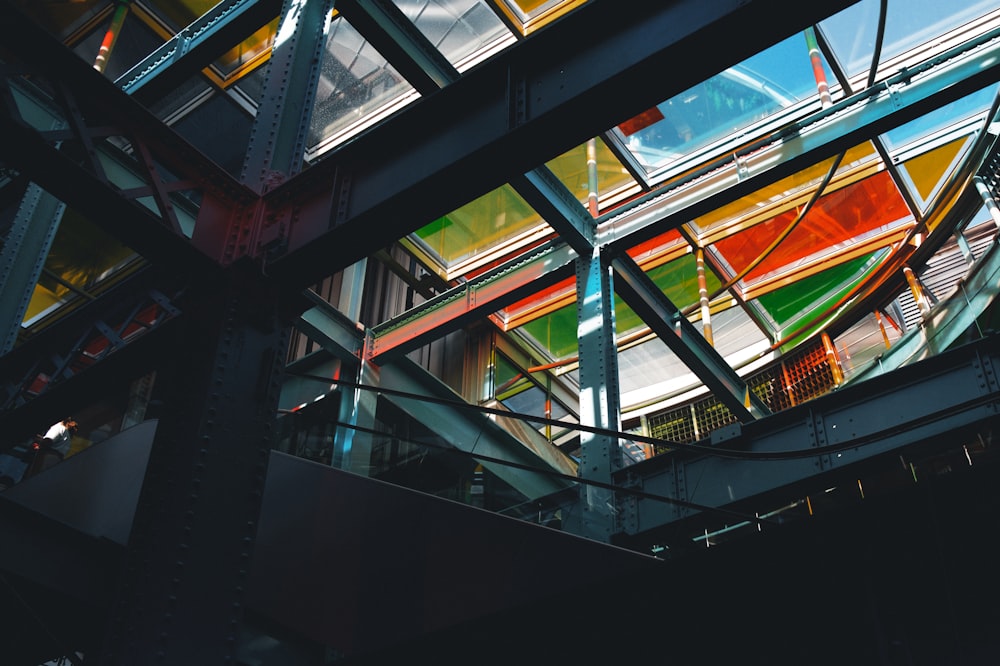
[900,137,967,206]
[712,171,909,284]
[496,0,588,34]
[24,212,136,324]
[617,32,835,175]
[414,185,543,266]
[519,300,579,360]
[756,251,887,349]
[546,137,637,213]
[516,254,720,359]
[692,144,879,241]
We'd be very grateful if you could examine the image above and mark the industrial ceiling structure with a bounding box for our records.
[2,0,1000,663]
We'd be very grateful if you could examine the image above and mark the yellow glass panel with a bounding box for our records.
[546,137,636,214]
[23,213,135,323]
[415,185,544,268]
[496,0,589,35]
[900,137,967,204]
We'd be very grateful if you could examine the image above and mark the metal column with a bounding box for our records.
[98,268,292,664]
[240,0,334,191]
[572,250,623,542]
[0,183,66,354]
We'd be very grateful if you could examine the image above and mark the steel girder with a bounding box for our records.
[239,0,335,191]
[611,254,772,422]
[367,241,577,363]
[0,183,65,354]
[312,22,1000,362]
[0,267,186,443]
[615,332,1000,543]
[260,0,860,287]
[117,0,285,105]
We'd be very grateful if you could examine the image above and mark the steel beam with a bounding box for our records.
[116,0,285,104]
[240,0,335,191]
[263,0,859,287]
[377,356,577,500]
[0,184,66,354]
[571,251,623,542]
[367,241,577,363]
[510,166,595,257]
[618,332,1000,539]
[98,266,291,664]
[335,0,460,94]
[611,254,771,422]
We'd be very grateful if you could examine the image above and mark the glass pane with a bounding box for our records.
[881,85,998,152]
[693,143,880,242]
[898,137,970,212]
[393,0,515,71]
[755,250,889,349]
[413,185,550,274]
[308,16,418,155]
[615,32,834,176]
[213,19,280,81]
[819,0,1000,83]
[546,137,637,214]
[24,211,136,325]
[712,171,911,286]
[496,0,588,35]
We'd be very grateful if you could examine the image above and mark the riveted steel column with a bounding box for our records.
[0,183,66,354]
[332,335,378,475]
[98,267,291,664]
[241,0,334,192]
[571,250,622,542]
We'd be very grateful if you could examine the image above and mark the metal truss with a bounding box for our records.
[0,271,185,441]
[615,332,1000,544]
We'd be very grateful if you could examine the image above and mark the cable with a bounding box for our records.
[283,372,1000,461]
[681,149,847,318]
[328,420,781,527]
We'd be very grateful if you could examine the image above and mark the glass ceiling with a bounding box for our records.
[8,0,1000,426]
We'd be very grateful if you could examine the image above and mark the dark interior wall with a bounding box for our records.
[336,448,1000,666]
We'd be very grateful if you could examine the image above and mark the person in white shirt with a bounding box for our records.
[24,417,79,478]
[42,417,78,459]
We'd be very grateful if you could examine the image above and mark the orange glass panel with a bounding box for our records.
[693,143,878,240]
[712,170,909,283]
[626,228,686,266]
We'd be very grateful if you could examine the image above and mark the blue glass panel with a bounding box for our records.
[820,0,1000,82]
[619,32,831,174]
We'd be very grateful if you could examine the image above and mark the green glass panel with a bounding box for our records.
[519,254,721,359]
[757,251,887,350]
[414,185,541,266]
[520,301,579,360]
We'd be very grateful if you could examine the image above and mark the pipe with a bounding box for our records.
[93,1,131,74]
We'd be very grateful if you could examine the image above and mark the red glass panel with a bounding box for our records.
[713,171,908,283]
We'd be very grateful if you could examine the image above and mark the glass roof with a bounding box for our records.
[8,0,1000,425]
